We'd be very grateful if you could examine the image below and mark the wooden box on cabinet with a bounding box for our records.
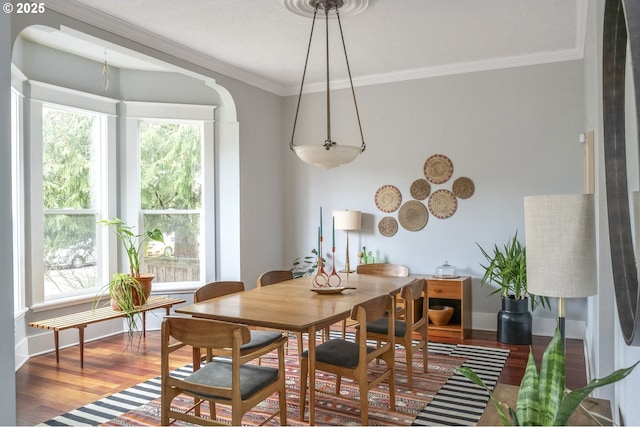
[426,276,471,339]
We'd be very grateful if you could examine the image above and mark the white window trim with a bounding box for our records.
[11,84,25,316]
[28,80,118,307]
[122,101,216,293]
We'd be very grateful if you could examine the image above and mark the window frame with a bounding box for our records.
[122,101,216,293]
[28,81,117,307]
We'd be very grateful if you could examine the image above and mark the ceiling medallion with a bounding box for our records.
[281,0,370,18]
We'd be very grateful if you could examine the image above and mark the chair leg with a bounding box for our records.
[279,386,288,425]
[358,380,369,425]
[299,356,309,421]
[336,374,342,394]
[406,343,414,391]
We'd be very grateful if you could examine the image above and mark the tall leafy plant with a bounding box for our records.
[100,218,163,277]
[478,231,550,310]
[458,327,639,426]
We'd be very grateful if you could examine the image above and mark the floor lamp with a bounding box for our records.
[524,194,597,346]
[333,210,361,273]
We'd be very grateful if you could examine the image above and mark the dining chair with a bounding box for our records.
[299,294,396,425]
[341,263,411,338]
[366,278,428,390]
[193,281,284,365]
[160,316,288,426]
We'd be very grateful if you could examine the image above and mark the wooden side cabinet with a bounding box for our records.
[426,276,471,339]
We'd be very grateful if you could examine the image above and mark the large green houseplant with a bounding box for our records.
[478,231,550,344]
[99,217,164,278]
[478,231,549,310]
[458,327,639,426]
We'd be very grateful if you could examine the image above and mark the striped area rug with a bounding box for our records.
[413,344,510,426]
[40,339,508,426]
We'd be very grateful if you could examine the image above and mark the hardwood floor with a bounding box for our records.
[15,329,587,426]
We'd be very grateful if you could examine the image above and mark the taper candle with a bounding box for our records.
[332,216,335,248]
[320,206,323,238]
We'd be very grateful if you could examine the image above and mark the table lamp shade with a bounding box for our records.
[524,194,597,298]
[333,210,362,231]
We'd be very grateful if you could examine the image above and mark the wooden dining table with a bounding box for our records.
[175,272,417,424]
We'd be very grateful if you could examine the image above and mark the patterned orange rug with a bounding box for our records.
[103,338,465,426]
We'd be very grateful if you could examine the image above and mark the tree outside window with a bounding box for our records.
[42,106,102,298]
[139,120,202,283]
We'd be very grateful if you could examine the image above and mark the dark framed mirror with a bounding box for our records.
[603,0,640,346]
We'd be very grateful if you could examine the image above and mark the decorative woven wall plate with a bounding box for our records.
[452,177,475,199]
[428,189,458,219]
[375,185,402,213]
[424,154,454,184]
[398,200,429,231]
[378,216,398,237]
[410,179,431,200]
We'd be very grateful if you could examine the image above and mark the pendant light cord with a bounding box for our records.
[290,7,319,150]
[336,8,366,152]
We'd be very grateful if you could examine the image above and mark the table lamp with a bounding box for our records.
[332,210,362,273]
[524,194,597,344]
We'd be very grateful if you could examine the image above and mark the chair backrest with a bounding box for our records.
[401,278,428,325]
[257,270,293,287]
[163,316,250,355]
[356,263,410,277]
[351,294,395,361]
[194,281,245,303]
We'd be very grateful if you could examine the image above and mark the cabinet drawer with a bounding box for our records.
[427,282,461,299]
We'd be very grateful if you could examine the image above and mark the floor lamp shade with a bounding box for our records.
[524,194,597,298]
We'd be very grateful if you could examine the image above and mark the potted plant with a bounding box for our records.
[93,273,147,341]
[458,327,639,426]
[99,218,163,303]
[478,231,550,344]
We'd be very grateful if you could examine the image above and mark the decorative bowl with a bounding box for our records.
[428,305,454,326]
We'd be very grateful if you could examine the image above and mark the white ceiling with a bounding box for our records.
[28,0,586,96]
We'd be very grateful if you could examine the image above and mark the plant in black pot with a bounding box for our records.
[478,232,550,345]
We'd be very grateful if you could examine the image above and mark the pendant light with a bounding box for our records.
[289,0,366,169]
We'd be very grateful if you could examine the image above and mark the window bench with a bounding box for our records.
[28,296,185,368]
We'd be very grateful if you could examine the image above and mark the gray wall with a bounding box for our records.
[283,60,587,334]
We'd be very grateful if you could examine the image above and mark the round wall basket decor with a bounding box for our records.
[398,200,429,231]
[375,185,402,213]
[428,189,458,219]
[452,177,475,199]
[424,154,453,184]
[378,216,399,237]
[410,179,431,200]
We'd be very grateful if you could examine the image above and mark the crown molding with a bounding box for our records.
[42,0,588,98]
[43,0,286,95]
[283,48,585,96]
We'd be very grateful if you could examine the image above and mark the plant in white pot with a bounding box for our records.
[478,231,550,345]
[99,218,164,307]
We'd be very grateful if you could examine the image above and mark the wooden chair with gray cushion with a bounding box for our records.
[299,294,396,425]
[193,281,283,365]
[160,316,288,426]
[366,278,428,390]
[342,263,410,337]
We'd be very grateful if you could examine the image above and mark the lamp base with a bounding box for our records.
[339,269,355,273]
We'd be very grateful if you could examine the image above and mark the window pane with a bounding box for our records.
[142,213,200,283]
[42,105,102,299]
[42,107,98,210]
[44,214,98,297]
[139,121,202,210]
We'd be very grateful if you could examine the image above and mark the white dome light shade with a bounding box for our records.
[293,144,363,169]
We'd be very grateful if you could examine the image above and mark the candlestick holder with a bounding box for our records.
[328,245,342,287]
[313,237,329,287]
